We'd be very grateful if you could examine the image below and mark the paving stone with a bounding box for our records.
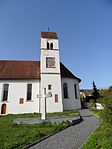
[13,116,81,125]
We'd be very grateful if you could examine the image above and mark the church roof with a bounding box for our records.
[41,32,58,39]
[0,60,81,82]
[0,60,40,80]
[60,63,81,82]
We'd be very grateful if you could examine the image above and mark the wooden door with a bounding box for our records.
[1,104,7,114]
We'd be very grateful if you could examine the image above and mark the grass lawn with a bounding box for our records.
[0,110,79,149]
[83,110,112,149]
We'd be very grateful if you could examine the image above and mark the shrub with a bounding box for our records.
[100,96,112,125]
[89,99,96,109]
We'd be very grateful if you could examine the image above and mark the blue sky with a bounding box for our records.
[0,0,112,89]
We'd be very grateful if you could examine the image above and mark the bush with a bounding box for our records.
[89,99,96,109]
[100,96,112,125]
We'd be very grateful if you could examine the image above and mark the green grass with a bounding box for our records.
[83,110,112,149]
[0,110,79,149]
[47,110,80,117]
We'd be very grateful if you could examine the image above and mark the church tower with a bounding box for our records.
[40,32,63,112]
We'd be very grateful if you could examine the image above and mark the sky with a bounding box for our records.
[0,0,112,89]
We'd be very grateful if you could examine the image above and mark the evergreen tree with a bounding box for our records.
[92,81,100,103]
[108,86,112,90]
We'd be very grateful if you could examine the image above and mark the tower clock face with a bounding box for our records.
[46,57,55,68]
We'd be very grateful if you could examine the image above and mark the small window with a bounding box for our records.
[19,98,24,104]
[47,42,49,49]
[50,43,53,49]
[74,84,78,99]
[27,84,32,101]
[55,94,58,102]
[48,84,52,90]
[2,84,9,101]
[63,83,68,98]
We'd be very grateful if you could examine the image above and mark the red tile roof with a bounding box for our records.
[0,60,81,82]
[0,60,40,79]
[41,32,58,39]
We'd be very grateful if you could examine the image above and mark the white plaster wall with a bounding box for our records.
[61,78,81,110]
[41,38,59,49]
[0,80,40,114]
[41,74,63,113]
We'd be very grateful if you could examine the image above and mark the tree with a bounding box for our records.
[108,86,112,90]
[92,81,100,103]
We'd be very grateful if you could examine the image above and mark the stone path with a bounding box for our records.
[14,116,81,125]
[27,109,100,149]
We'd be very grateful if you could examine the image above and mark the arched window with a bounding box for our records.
[27,84,32,101]
[63,83,68,98]
[2,84,9,101]
[1,104,7,114]
[74,84,78,99]
[50,43,53,49]
[47,42,49,49]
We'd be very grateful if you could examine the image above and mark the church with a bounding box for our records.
[0,32,81,115]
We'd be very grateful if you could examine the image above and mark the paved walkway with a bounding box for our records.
[27,109,100,149]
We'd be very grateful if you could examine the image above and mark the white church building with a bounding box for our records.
[0,32,81,115]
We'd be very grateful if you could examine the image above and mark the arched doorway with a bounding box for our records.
[1,104,7,114]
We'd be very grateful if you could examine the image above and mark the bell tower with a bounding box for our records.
[40,32,63,112]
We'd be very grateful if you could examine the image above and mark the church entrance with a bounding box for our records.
[1,104,7,114]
